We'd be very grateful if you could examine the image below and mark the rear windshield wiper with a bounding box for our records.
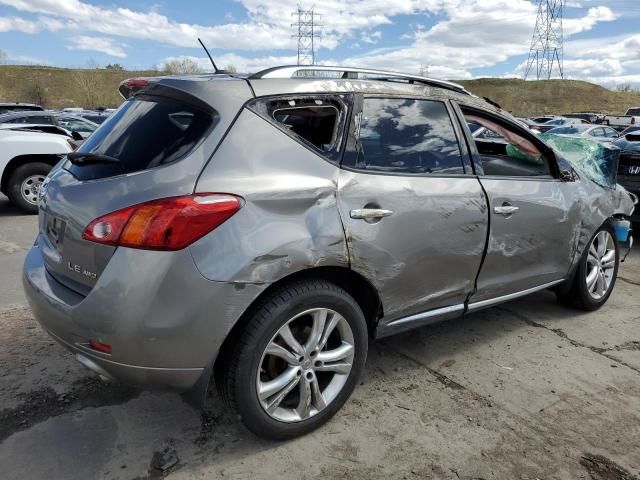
[67,152,120,165]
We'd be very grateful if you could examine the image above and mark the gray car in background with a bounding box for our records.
[23,66,635,440]
[546,124,620,142]
[0,110,99,138]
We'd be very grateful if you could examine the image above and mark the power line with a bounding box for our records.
[524,0,564,80]
[292,6,321,66]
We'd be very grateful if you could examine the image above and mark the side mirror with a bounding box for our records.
[71,131,83,141]
[559,169,575,182]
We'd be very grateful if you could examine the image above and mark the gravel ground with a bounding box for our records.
[1,195,639,480]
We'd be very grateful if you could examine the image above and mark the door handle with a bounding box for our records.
[493,203,519,216]
[349,208,394,220]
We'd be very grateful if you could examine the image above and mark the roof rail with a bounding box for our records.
[250,65,471,95]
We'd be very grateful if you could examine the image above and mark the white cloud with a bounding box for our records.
[564,6,616,35]
[361,31,382,45]
[0,15,38,33]
[0,0,636,87]
[67,36,127,58]
[163,53,299,73]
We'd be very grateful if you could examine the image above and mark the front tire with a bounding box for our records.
[220,279,368,440]
[6,163,51,214]
[557,224,619,311]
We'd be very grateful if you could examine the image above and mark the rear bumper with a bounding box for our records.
[23,239,267,392]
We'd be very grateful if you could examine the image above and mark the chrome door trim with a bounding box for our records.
[376,304,465,338]
[467,279,564,312]
[386,304,465,327]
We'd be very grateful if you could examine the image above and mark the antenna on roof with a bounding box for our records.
[198,37,220,73]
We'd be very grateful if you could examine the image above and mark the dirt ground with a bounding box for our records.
[1,195,639,480]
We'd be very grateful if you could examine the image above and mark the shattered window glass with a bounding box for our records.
[540,133,619,188]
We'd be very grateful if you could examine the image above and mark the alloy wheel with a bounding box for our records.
[585,230,616,300]
[256,308,355,423]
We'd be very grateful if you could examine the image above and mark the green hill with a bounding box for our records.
[1,65,639,116]
[457,78,640,116]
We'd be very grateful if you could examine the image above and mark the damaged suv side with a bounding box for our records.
[23,66,636,440]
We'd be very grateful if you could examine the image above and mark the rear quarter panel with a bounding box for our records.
[191,108,348,283]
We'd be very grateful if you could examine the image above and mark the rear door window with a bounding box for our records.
[66,96,215,181]
[345,97,465,175]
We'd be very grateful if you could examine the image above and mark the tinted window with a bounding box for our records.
[66,96,214,181]
[603,127,619,138]
[80,115,109,124]
[352,98,464,174]
[8,115,53,124]
[626,108,640,116]
[463,108,551,177]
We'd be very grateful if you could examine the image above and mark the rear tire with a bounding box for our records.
[556,223,619,311]
[219,279,368,440]
[6,162,51,214]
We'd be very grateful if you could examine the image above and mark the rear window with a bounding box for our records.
[66,96,215,181]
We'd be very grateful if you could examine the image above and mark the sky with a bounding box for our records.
[0,0,639,87]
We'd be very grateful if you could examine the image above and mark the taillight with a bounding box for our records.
[123,78,149,88]
[119,77,151,99]
[82,194,243,250]
[89,340,112,354]
[67,139,79,150]
[632,117,636,125]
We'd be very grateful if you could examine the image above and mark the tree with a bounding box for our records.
[162,57,203,75]
[20,72,49,106]
[105,63,124,71]
[0,49,7,64]
[225,64,238,73]
[72,60,103,109]
[617,84,633,93]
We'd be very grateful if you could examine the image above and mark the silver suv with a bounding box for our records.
[23,66,635,439]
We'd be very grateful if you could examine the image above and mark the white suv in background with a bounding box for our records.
[0,126,76,213]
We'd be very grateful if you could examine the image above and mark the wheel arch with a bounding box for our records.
[1,154,59,194]
[211,266,383,390]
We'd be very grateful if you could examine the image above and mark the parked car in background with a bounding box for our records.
[0,102,44,114]
[530,116,588,133]
[619,125,640,137]
[603,108,640,131]
[76,109,114,125]
[0,123,84,144]
[23,65,635,441]
[0,110,99,138]
[529,115,554,124]
[0,127,75,213]
[563,112,605,124]
[546,124,619,143]
[613,132,640,224]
